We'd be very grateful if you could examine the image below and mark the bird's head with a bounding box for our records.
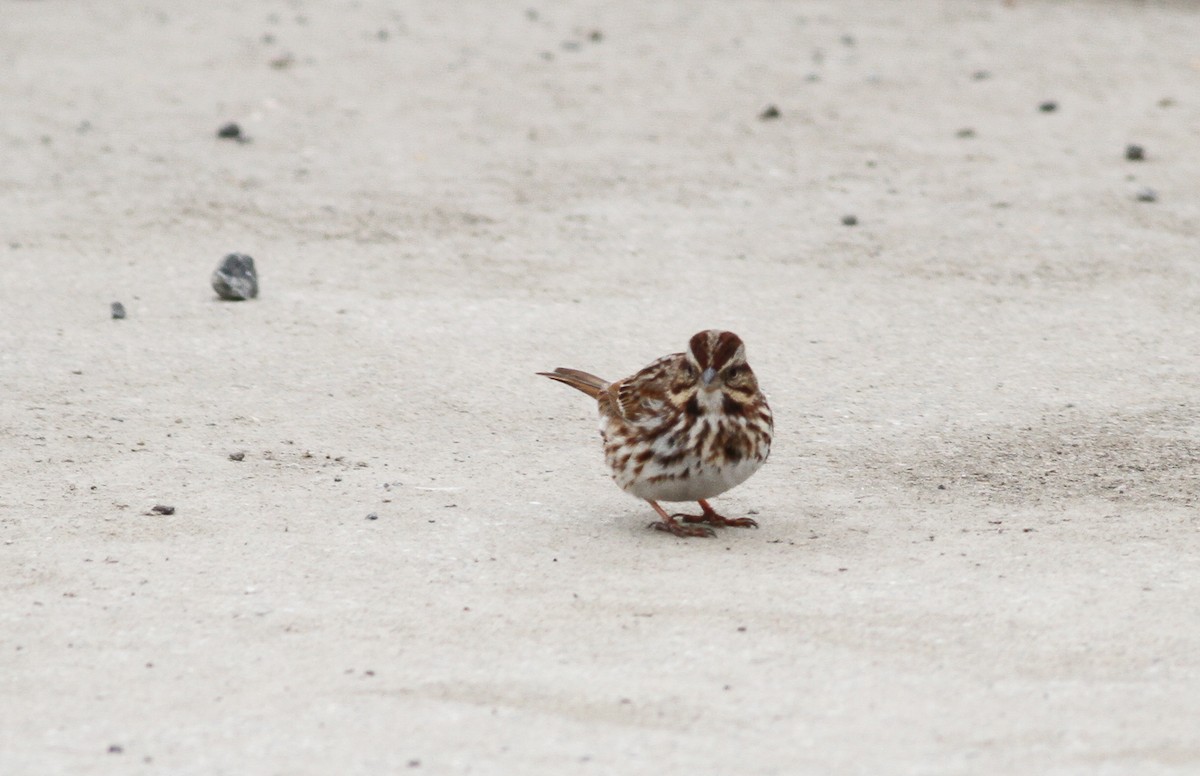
[685,330,756,392]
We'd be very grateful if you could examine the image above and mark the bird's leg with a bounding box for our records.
[647,500,715,538]
[675,499,758,529]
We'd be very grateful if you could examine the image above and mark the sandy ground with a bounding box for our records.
[3,1,1199,773]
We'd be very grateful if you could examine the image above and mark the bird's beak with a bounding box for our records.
[701,367,717,387]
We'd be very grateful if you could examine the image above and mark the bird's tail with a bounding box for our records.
[537,368,608,399]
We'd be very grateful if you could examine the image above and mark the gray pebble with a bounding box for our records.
[111,302,126,319]
[1135,187,1157,203]
[211,253,259,300]
[1125,144,1145,161]
[842,215,858,226]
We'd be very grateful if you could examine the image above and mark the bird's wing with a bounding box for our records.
[606,353,684,424]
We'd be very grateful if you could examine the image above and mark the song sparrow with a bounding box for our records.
[539,330,772,537]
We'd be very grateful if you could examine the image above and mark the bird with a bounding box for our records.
[539,330,772,537]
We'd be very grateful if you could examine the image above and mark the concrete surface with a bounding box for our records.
[2,1,1198,773]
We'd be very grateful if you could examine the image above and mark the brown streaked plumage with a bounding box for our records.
[539,330,772,538]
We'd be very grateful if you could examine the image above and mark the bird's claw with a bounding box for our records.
[649,520,716,538]
[673,512,758,529]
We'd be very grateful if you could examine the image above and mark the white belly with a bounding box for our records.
[623,455,764,502]
[602,407,770,503]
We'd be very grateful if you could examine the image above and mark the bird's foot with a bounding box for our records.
[649,518,716,538]
[674,499,758,529]
[646,500,716,538]
[674,513,758,529]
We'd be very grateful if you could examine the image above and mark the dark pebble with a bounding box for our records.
[1135,187,1157,203]
[211,253,259,300]
[1125,144,1145,161]
[956,128,976,138]
[229,452,245,462]
[217,122,243,140]
[111,302,126,319]
[1038,101,1058,113]
[589,30,603,42]
[841,215,858,226]
[366,513,379,521]
[971,70,991,81]
[759,104,781,120]
[151,505,175,515]
[108,745,124,755]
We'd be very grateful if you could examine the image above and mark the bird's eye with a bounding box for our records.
[724,365,744,378]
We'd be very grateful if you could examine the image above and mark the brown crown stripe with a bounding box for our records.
[712,331,744,370]
[688,331,713,368]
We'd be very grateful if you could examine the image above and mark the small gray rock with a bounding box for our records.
[1135,187,1158,203]
[841,214,858,226]
[212,253,259,300]
[1125,144,1145,161]
[111,302,126,319]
